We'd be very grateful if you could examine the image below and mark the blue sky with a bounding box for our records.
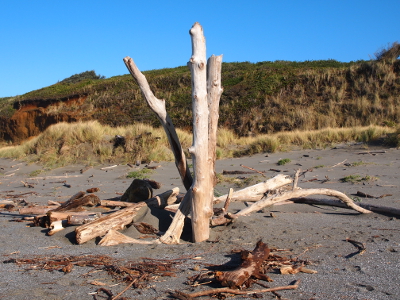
[1,0,399,97]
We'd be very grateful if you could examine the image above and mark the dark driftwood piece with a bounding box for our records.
[52,194,100,212]
[215,240,271,289]
[222,170,257,175]
[120,179,153,203]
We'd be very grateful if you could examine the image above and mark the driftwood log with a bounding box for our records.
[52,193,100,212]
[123,57,193,244]
[75,202,147,244]
[48,211,102,224]
[98,229,160,246]
[291,198,400,217]
[215,240,271,289]
[75,188,180,244]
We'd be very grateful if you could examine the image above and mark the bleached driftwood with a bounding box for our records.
[123,59,192,190]
[290,198,400,217]
[214,174,293,203]
[48,211,102,224]
[187,22,214,242]
[67,213,102,225]
[207,54,224,186]
[75,202,147,244]
[75,188,180,244]
[237,188,371,216]
[48,220,66,236]
[98,229,160,246]
[123,55,193,244]
[100,200,136,207]
[124,23,223,243]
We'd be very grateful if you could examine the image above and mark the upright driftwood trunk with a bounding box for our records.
[124,22,222,243]
[187,23,213,242]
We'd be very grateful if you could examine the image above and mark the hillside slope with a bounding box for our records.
[1,58,399,143]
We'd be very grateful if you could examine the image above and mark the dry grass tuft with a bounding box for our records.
[0,122,397,168]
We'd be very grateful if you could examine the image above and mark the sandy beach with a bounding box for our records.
[1,142,399,299]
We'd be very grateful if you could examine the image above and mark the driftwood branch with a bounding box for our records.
[75,202,147,244]
[291,198,400,216]
[207,54,223,187]
[124,54,194,244]
[237,188,371,216]
[214,174,293,203]
[123,57,192,191]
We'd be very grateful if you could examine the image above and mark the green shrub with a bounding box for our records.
[277,158,291,165]
[127,169,154,179]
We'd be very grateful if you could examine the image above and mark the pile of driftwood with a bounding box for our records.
[3,168,399,248]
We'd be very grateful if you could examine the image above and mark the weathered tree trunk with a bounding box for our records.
[187,22,215,242]
[124,22,222,243]
[48,211,102,224]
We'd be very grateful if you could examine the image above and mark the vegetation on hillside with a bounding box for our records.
[59,70,105,84]
[2,42,399,139]
[0,121,397,168]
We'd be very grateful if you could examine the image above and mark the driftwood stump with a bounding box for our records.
[215,240,271,289]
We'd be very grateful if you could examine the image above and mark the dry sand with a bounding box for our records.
[1,142,399,299]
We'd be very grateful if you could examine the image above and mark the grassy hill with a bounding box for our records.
[2,51,400,137]
[0,44,399,166]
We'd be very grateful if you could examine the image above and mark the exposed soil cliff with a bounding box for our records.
[0,95,87,143]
